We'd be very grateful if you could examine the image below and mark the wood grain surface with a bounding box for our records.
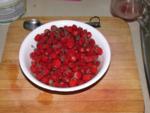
[0,16,144,113]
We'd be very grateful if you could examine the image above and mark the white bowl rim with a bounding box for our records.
[19,20,111,92]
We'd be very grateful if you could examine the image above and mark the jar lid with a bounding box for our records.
[0,0,20,8]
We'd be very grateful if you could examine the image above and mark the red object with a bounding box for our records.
[30,25,103,87]
[69,79,78,87]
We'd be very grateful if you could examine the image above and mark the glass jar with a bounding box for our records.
[111,0,144,21]
[0,0,26,23]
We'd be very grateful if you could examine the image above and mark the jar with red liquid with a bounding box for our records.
[111,0,144,21]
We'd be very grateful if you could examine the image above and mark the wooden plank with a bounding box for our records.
[0,16,144,113]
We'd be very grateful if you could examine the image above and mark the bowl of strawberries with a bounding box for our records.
[19,20,111,92]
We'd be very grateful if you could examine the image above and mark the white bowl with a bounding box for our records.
[19,20,111,92]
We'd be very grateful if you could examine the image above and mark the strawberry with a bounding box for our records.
[89,39,95,47]
[34,34,41,41]
[41,76,50,84]
[36,73,43,80]
[82,74,93,82]
[95,46,103,55]
[41,56,49,62]
[66,38,75,48]
[74,71,82,79]
[69,79,78,87]
[53,81,60,87]
[51,25,58,31]
[91,65,98,74]
[87,32,92,38]
[50,53,57,59]
[52,58,61,68]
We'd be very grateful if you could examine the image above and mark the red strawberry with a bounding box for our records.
[69,79,78,87]
[73,30,78,36]
[87,32,92,38]
[41,56,49,62]
[82,74,93,82]
[79,47,85,52]
[49,31,55,38]
[95,46,103,55]
[41,76,49,84]
[60,82,68,88]
[53,81,60,87]
[52,58,61,68]
[30,63,38,73]
[34,34,41,41]
[84,56,97,63]
[36,73,43,80]
[89,39,95,47]
[51,25,58,31]
[51,53,57,59]
[72,24,77,30]
[42,68,49,75]
[70,55,77,62]
[66,38,75,48]
[74,71,82,79]
[91,66,98,74]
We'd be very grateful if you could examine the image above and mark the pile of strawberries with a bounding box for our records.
[30,24,103,87]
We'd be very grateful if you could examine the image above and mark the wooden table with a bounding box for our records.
[0,17,144,113]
